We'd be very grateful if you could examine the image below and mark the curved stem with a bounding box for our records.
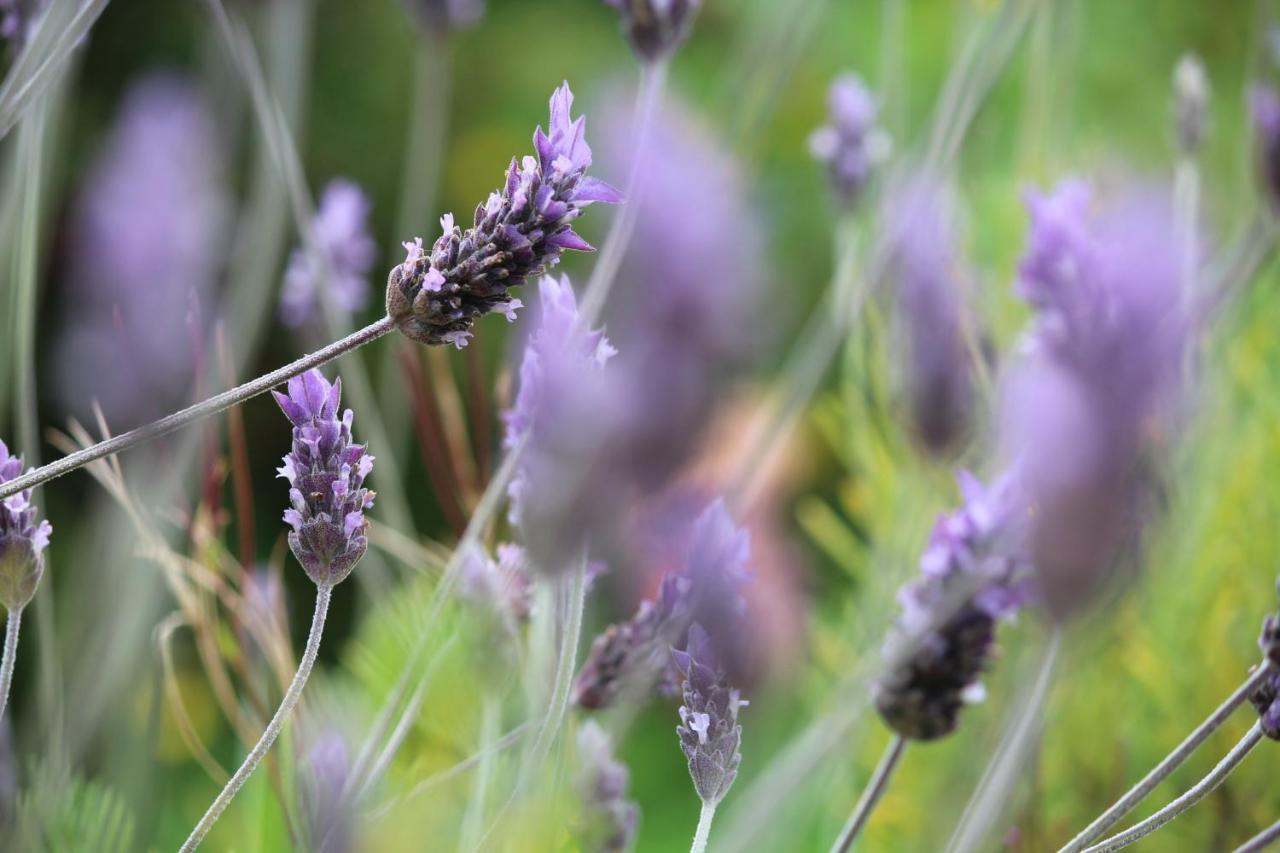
[180,584,333,852]
[522,557,588,777]
[1083,724,1265,853]
[691,800,718,853]
[830,735,906,853]
[1061,661,1274,852]
[1235,817,1280,853]
[0,317,394,502]
[0,608,23,723]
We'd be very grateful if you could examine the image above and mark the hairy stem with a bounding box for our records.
[1235,817,1280,853]
[1061,661,1274,852]
[830,735,907,853]
[691,800,719,853]
[0,317,394,502]
[1084,724,1265,852]
[180,584,332,852]
[0,608,23,723]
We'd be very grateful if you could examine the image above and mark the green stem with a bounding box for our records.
[830,735,906,853]
[691,800,718,853]
[0,608,23,723]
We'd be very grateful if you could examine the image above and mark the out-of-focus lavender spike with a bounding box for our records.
[272,369,375,588]
[457,541,533,622]
[280,179,377,329]
[603,0,701,62]
[809,73,891,209]
[878,174,976,457]
[0,0,41,47]
[1001,180,1189,620]
[53,73,230,429]
[874,472,1032,741]
[1173,54,1209,156]
[386,82,619,348]
[401,0,484,35]
[0,439,51,612]
[577,720,640,853]
[1251,83,1280,208]
[673,623,747,807]
[1251,585,1280,740]
[300,730,354,853]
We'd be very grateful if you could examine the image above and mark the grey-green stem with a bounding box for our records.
[0,608,23,723]
[830,735,907,853]
[1060,661,1274,852]
[0,317,395,502]
[1235,817,1280,853]
[180,583,333,852]
[691,800,718,853]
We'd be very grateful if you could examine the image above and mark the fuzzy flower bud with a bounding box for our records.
[809,73,890,208]
[576,720,640,853]
[1251,83,1280,209]
[875,472,1032,741]
[386,82,620,349]
[673,624,746,807]
[280,179,377,329]
[0,440,51,612]
[1172,54,1209,156]
[603,0,700,62]
[401,0,484,34]
[273,370,375,588]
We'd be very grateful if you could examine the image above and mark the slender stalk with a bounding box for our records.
[1060,661,1274,852]
[180,584,333,852]
[1083,724,1265,853]
[830,735,907,853]
[1235,817,1280,853]
[691,801,719,853]
[0,317,394,502]
[0,608,23,723]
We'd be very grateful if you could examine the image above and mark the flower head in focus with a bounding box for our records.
[280,179,377,329]
[401,0,484,34]
[274,370,375,588]
[387,82,620,348]
[603,0,701,62]
[673,623,747,807]
[0,440,51,612]
[809,73,890,208]
[576,720,640,852]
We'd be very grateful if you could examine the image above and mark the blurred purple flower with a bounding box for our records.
[809,73,890,208]
[0,439,51,612]
[457,542,533,623]
[576,720,640,852]
[875,472,1032,741]
[53,73,230,429]
[274,370,375,588]
[387,82,620,348]
[672,623,747,807]
[1001,180,1189,619]
[1251,84,1280,208]
[280,179,377,329]
[603,0,700,61]
[401,0,484,34]
[878,174,976,457]
[0,0,41,46]
[1252,588,1280,740]
[300,730,353,853]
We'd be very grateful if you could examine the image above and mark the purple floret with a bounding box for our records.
[0,439,51,612]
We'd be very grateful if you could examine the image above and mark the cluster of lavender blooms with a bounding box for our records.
[1000,180,1188,619]
[576,721,640,852]
[386,83,620,349]
[874,473,1031,741]
[401,0,484,35]
[672,624,747,808]
[809,73,891,208]
[603,0,701,63]
[1251,587,1280,740]
[0,441,51,613]
[1251,83,1280,207]
[273,370,375,588]
[878,175,977,457]
[54,73,230,429]
[574,500,751,710]
[280,179,377,329]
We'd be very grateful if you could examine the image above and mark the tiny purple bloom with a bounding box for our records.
[280,179,377,329]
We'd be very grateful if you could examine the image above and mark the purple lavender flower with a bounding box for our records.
[875,472,1032,741]
[457,542,533,623]
[1173,54,1209,156]
[879,175,976,457]
[809,73,890,208]
[1251,84,1280,208]
[603,0,701,62]
[401,0,484,34]
[1000,180,1188,619]
[273,370,375,588]
[299,730,353,853]
[280,179,377,329]
[0,440,51,612]
[386,82,620,348]
[0,0,41,46]
[576,720,640,853]
[673,624,747,807]
[54,73,230,429]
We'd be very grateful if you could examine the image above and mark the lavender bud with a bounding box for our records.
[386,82,620,349]
[809,73,891,208]
[1172,53,1209,156]
[576,721,640,853]
[874,472,1032,741]
[280,179,377,329]
[273,369,375,588]
[1251,83,1280,209]
[672,624,747,807]
[401,0,484,34]
[603,0,701,62]
[0,440,51,612]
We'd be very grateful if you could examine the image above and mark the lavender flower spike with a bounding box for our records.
[386,82,621,348]
[673,623,747,808]
[401,0,484,34]
[280,179,377,329]
[273,369,375,588]
[809,73,891,208]
[0,440,51,612]
[577,720,640,852]
[603,0,701,62]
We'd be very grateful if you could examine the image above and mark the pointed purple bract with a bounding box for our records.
[280,179,377,329]
[0,439,51,612]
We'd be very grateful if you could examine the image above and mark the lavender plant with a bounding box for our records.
[0,439,50,723]
[809,72,891,209]
[577,720,640,852]
[280,178,376,329]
